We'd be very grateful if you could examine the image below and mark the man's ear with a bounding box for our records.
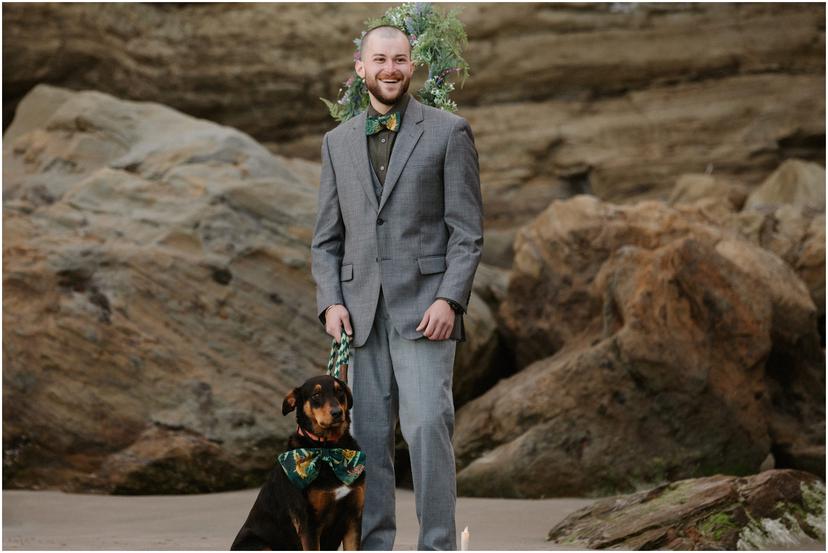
[354,59,365,79]
[282,388,300,416]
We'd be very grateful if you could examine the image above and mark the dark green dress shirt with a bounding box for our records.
[366,92,411,185]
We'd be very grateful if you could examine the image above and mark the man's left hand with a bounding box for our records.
[416,299,455,341]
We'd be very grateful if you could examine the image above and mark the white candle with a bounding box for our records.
[461,526,470,551]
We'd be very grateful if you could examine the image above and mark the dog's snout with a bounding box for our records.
[330,406,343,421]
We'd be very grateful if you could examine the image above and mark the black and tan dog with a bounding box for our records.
[231,375,365,550]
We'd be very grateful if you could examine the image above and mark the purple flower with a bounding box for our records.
[441,67,461,80]
[433,67,460,84]
[414,2,429,16]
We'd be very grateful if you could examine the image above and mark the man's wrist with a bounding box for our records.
[436,297,463,314]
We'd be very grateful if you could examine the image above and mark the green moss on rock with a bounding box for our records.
[699,511,740,540]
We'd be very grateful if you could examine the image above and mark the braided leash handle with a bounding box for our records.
[326,329,351,382]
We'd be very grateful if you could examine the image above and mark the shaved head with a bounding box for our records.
[360,25,411,61]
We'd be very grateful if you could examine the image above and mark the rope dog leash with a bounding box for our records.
[326,329,351,381]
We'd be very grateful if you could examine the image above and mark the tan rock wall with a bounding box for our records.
[4,2,824,240]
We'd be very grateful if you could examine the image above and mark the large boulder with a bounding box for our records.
[2,84,325,492]
[547,469,825,550]
[454,196,823,498]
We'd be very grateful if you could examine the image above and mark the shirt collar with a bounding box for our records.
[367,92,411,119]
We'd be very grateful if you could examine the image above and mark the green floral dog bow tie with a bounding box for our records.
[365,112,401,135]
[277,447,366,489]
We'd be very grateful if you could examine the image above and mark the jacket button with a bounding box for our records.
[377,217,384,225]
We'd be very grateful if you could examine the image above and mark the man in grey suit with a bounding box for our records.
[311,24,483,551]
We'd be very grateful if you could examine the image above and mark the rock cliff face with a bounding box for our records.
[4,2,824,266]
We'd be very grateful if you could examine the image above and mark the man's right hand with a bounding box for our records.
[325,304,353,343]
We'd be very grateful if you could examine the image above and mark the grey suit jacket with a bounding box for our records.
[311,96,483,348]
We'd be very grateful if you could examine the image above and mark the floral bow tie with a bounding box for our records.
[277,447,366,489]
[365,112,401,135]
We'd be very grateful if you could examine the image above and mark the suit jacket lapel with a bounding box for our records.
[379,97,424,213]
[346,96,425,214]
[348,110,379,213]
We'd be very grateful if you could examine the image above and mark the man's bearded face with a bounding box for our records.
[356,30,414,107]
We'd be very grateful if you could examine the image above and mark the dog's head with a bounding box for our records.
[282,375,354,439]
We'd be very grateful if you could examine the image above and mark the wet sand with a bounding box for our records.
[4,488,596,550]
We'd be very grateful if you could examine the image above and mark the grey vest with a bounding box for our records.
[369,155,384,201]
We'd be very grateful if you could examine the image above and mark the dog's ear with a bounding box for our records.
[282,388,300,415]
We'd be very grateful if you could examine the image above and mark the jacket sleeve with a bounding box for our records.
[435,117,484,312]
[311,132,345,325]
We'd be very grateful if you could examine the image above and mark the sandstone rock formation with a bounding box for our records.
[4,3,824,266]
[2,84,324,492]
[668,174,748,211]
[669,163,826,345]
[744,159,826,213]
[453,195,824,498]
[2,84,495,492]
[547,469,825,550]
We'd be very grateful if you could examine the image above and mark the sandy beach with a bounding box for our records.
[4,488,595,550]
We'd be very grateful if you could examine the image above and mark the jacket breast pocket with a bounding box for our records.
[417,255,446,275]
[340,264,354,281]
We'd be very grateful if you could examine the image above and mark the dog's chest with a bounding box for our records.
[307,484,354,516]
[333,485,352,501]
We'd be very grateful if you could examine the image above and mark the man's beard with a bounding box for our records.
[364,71,411,106]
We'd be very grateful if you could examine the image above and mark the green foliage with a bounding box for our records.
[698,511,739,541]
[321,2,470,122]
